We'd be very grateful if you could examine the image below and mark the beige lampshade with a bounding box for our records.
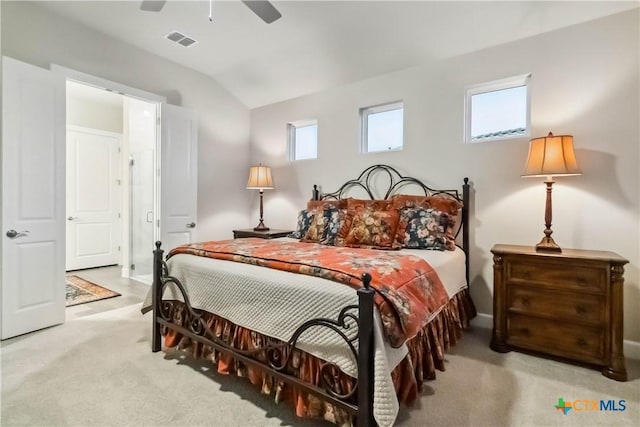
[523,132,581,178]
[246,165,274,189]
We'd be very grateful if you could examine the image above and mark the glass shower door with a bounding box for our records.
[127,97,157,285]
[129,149,155,283]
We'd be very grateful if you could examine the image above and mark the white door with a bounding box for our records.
[2,57,66,339]
[66,127,121,271]
[160,104,198,251]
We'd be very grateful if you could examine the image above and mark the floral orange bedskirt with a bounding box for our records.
[162,289,476,426]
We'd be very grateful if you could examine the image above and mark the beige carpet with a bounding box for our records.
[1,304,638,426]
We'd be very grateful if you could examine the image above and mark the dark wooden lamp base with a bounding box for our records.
[535,180,562,253]
[253,190,269,231]
[535,236,561,252]
[253,222,270,232]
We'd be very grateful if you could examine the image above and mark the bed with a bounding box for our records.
[143,164,475,427]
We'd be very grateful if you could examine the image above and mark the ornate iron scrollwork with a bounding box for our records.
[158,262,205,336]
[156,261,361,401]
[260,303,360,400]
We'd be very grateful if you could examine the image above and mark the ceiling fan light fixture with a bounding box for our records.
[141,0,281,24]
[242,0,282,24]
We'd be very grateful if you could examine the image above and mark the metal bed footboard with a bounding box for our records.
[151,241,376,427]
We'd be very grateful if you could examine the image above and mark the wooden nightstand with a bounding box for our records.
[490,244,628,381]
[232,229,293,239]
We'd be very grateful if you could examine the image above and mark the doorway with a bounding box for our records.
[65,80,159,285]
[2,57,198,339]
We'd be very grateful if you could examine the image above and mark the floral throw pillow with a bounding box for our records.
[301,206,347,245]
[301,207,326,243]
[321,206,346,246]
[398,207,449,250]
[288,209,316,239]
[343,206,401,250]
[336,199,396,245]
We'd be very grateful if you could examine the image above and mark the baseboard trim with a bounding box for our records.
[470,312,640,360]
[470,312,492,329]
[624,339,640,360]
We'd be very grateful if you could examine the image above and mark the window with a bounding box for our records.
[287,120,318,161]
[361,102,403,153]
[465,74,531,143]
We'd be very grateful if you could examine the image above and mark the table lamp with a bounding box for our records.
[247,164,274,231]
[522,132,581,252]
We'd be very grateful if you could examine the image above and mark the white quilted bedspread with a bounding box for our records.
[142,246,467,427]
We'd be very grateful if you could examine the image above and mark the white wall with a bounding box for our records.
[1,1,251,241]
[0,0,4,337]
[250,10,640,342]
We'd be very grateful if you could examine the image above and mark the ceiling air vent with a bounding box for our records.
[165,31,197,47]
[178,37,196,47]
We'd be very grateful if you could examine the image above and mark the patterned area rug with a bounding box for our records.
[65,275,121,307]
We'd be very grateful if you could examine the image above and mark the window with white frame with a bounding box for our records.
[465,74,531,143]
[287,120,318,161]
[360,101,404,153]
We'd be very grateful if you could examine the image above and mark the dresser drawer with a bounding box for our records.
[507,314,605,364]
[507,260,606,293]
[508,286,605,324]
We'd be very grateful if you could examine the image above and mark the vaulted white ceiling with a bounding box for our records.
[37,1,638,109]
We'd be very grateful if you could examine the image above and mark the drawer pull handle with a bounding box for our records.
[576,305,586,314]
[521,298,531,307]
[577,338,588,347]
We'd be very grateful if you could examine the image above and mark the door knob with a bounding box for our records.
[186,222,196,228]
[67,216,78,221]
[6,229,29,239]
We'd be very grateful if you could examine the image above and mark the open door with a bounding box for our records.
[160,104,198,251]
[65,127,121,271]
[2,57,66,339]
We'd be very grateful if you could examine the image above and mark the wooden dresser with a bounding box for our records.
[490,244,628,381]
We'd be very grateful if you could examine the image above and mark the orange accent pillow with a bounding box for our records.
[427,195,462,250]
[345,198,395,211]
[335,199,396,246]
[425,195,462,215]
[390,194,430,210]
[342,205,401,250]
[307,199,348,211]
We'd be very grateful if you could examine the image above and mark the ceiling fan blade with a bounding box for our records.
[241,1,282,24]
[140,1,167,12]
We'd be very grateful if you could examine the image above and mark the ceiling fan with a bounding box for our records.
[140,1,282,24]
